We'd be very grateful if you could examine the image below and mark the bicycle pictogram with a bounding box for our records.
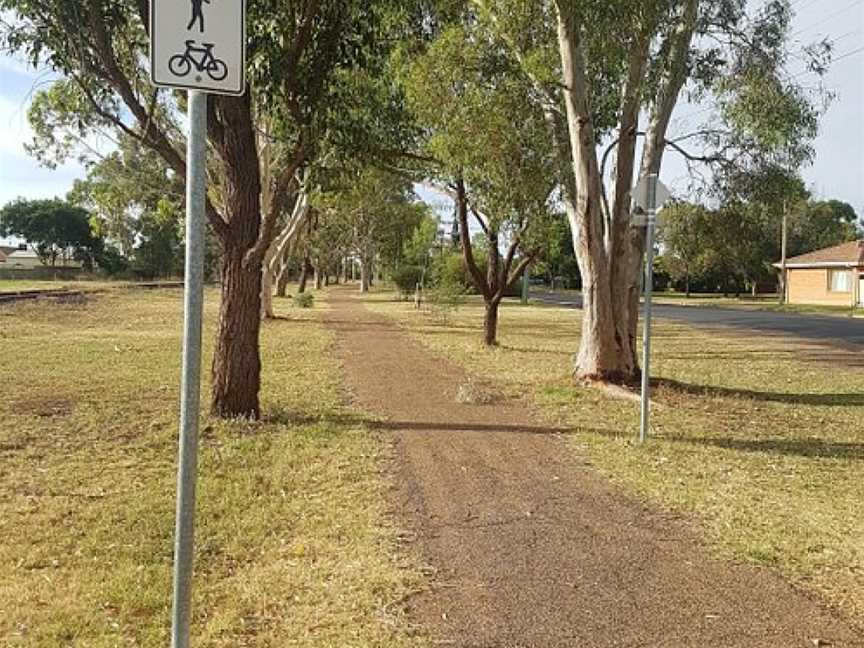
[169,40,228,81]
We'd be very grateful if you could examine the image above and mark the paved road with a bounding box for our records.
[533,291,864,348]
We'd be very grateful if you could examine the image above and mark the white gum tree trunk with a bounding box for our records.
[552,0,698,383]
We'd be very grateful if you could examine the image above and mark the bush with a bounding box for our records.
[95,246,131,277]
[426,275,465,325]
[391,265,423,299]
[293,292,314,308]
[432,251,478,293]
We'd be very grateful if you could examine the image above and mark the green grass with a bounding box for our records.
[652,293,863,316]
[365,291,864,627]
[758,302,864,317]
[536,287,864,317]
[0,289,426,647]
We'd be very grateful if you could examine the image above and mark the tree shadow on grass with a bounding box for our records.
[267,408,578,436]
[656,377,864,407]
[574,425,864,461]
[668,433,864,460]
[370,420,576,435]
[264,408,864,461]
[497,344,572,356]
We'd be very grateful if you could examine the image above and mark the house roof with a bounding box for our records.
[6,248,39,259]
[776,240,864,268]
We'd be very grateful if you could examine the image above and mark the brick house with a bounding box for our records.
[775,240,864,307]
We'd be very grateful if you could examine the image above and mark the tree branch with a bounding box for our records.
[469,205,490,237]
[245,140,306,268]
[456,176,491,300]
[471,0,564,119]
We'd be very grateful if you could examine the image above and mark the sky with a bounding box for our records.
[0,0,862,235]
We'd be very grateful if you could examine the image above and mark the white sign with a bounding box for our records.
[633,175,671,213]
[150,0,246,95]
[631,175,671,226]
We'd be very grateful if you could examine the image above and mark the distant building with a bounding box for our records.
[0,243,83,270]
[0,245,18,264]
[2,244,44,269]
[775,240,864,307]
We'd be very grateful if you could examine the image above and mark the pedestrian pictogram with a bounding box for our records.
[150,0,245,95]
[187,0,210,33]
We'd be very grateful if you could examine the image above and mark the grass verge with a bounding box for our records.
[538,287,864,317]
[0,288,425,647]
[0,279,124,294]
[364,291,864,628]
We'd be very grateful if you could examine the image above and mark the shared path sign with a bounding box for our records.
[150,0,246,95]
[149,2,246,647]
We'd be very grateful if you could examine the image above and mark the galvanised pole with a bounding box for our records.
[639,174,658,444]
[170,89,207,648]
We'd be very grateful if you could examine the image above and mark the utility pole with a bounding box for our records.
[779,200,788,305]
[521,264,530,304]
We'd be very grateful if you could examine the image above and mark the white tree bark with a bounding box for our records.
[261,169,310,318]
[550,0,699,382]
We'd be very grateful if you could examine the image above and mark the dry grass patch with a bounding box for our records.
[0,279,123,294]
[365,293,864,627]
[0,288,426,647]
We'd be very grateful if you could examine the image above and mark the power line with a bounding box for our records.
[672,41,864,126]
[789,0,863,39]
[786,43,864,78]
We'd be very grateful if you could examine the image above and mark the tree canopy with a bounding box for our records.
[0,198,100,267]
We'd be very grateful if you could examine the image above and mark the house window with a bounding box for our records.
[828,269,851,292]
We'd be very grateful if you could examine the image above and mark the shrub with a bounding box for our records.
[95,245,131,277]
[293,292,314,308]
[432,251,477,293]
[391,265,423,299]
[426,275,464,325]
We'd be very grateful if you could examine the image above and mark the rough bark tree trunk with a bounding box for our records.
[453,177,532,347]
[297,255,312,293]
[483,299,501,347]
[211,244,263,419]
[208,93,266,419]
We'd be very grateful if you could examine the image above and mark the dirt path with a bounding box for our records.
[323,288,862,648]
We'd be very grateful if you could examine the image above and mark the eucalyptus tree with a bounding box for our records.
[315,166,423,293]
[402,18,557,346]
[656,202,711,297]
[0,198,98,267]
[1,0,406,418]
[69,134,182,258]
[471,0,828,382]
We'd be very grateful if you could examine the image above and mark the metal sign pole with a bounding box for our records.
[639,174,658,444]
[170,89,207,648]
